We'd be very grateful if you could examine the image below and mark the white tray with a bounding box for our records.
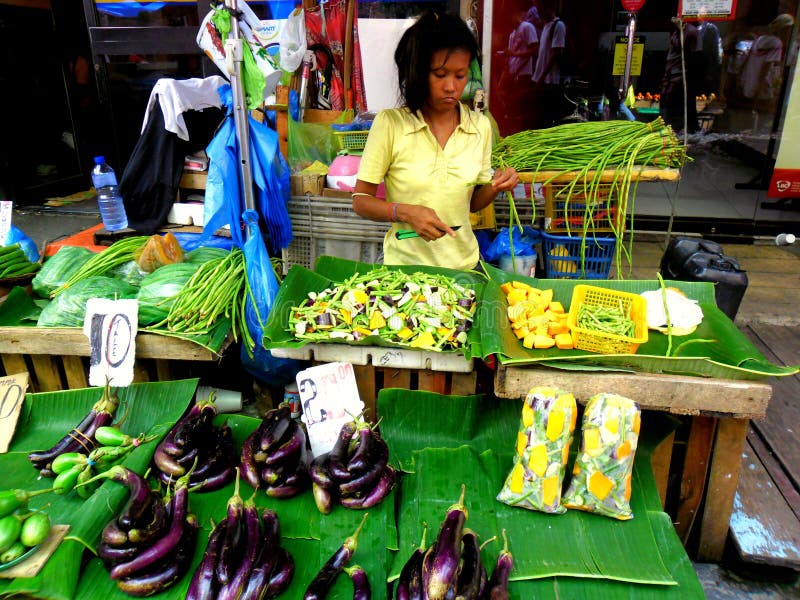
[271,343,473,372]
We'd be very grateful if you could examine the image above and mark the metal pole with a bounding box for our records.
[620,11,637,102]
[226,0,256,212]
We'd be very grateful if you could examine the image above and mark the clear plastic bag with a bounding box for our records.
[133,232,184,273]
[279,8,306,73]
[32,246,94,299]
[37,277,138,328]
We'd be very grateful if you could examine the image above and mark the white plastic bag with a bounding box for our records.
[279,8,306,73]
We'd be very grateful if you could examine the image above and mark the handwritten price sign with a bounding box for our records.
[83,298,139,387]
[0,372,29,453]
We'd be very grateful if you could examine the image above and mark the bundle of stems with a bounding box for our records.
[491,118,689,278]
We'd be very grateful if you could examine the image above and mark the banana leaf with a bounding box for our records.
[377,390,691,591]
[481,263,799,379]
[263,258,487,359]
[73,413,397,600]
[0,379,198,600]
[0,286,42,325]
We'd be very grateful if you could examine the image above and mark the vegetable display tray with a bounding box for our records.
[567,284,648,354]
[542,232,616,279]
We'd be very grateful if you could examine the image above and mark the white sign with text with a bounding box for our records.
[83,298,138,387]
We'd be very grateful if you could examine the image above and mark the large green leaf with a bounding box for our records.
[0,379,198,600]
[480,263,798,379]
[378,390,686,591]
[0,286,42,325]
[262,258,487,359]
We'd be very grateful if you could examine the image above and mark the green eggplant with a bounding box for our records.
[0,541,26,564]
[51,452,88,475]
[53,463,83,495]
[0,489,50,518]
[20,512,51,547]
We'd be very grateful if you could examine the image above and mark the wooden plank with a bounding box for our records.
[29,355,62,392]
[729,441,800,568]
[382,368,411,392]
[697,417,749,562]
[353,364,377,419]
[494,366,771,419]
[418,370,447,394]
[1,354,28,381]
[61,356,87,390]
[650,431,675,509]
[0,327,221,361]
[674,416,716,544]
[748,324,800,366]
[178,171,207,190]
[155,360,173,383]
[450,371,478,396]
[747,429,800,522]
[517,168,680,184]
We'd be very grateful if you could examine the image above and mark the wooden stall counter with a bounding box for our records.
[0,327,228,393]
[494,364,771,563]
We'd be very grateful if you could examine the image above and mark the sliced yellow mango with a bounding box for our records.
[521,401,534,428]
[409,330,435,348]
[588,470,614,500]
[546,409,566,441]
[555,332,574,350]
[582,428,601,456]
[522,332,536,349]
[533,335,556,349]
[509,462,525,494]
[632,410,641,434]
[516,430,528,456]
[548,300,565,313]
[397,327,414,340]
[616,440,631,461]
[369,311,386,330]
[528,444,548,477]
[542,475,560,506]
[339,308,353,325]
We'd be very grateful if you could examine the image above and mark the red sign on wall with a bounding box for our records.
[621,0,646,11]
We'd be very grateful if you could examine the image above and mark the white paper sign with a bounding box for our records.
[0,372,29,453]
[0,200,12,246]
[298,362,364,457]
[83,298,139,387]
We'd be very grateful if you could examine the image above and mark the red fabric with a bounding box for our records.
[304,0,368,113]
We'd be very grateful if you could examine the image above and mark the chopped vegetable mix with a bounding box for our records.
[287,267,476,351]
[563,393,641,520]
[497,386,578,514]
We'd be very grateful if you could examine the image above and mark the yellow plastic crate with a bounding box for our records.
[334,130,370,150]
[567,285,648,354]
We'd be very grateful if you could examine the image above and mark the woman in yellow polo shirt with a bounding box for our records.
[352,11,518,271]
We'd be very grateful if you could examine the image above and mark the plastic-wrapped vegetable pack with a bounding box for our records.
[136,262,202,326]
[31,246,94,298]
[497,386,578,514]
[563,393,641,520]
[37,276,138,327]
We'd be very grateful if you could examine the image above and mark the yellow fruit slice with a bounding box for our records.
[521,401,534,428]
[588,470,615,500]
[528,444,548,477]
[582,427,601,456]
[509,462,525,494]
[542,475,560,506]
[546,409,566,441]
[616,440,631,461]
[516,430,528,456]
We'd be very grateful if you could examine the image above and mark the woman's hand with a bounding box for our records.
[397,204,457,241]
[490,166,520,193]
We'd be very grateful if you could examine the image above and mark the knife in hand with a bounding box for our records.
[395,226,462,240]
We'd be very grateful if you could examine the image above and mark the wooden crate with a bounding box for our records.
[0,327,226,393]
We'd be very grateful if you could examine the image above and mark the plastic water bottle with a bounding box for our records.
[775,233,796,246]
[91,156,128,231]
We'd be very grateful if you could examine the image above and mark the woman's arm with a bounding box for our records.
[470,167,519,212]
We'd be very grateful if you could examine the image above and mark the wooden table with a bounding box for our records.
[516,167,681,184]
[494,365,772,562]
[0,327,226,393]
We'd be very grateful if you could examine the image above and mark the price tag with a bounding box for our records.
[0,200,12,246]
[83,298,138,387]
[298,362,364,457]
[0,372,29,453]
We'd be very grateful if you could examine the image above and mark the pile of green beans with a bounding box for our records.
[154,248,254,352]
[576,302,635,338]
[52,236,149,297]
[491,118,688,278]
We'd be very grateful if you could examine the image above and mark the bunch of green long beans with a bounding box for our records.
[153,248,254,352]
[51,236,149,297]
[491,118,688,277]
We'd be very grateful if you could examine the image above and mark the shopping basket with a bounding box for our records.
[541,232,616,279]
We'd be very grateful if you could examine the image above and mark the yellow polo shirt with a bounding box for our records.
[357,104,493,271]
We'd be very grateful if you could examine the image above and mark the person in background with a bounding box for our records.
[526,0,543,37]
[659,17,702,133]
[532,0,567,128]
[498,7,539,131]
[352,11,518,271]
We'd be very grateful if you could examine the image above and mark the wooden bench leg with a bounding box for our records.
[674,416,716,544]
[697,418,749,562]
[418,370,447,394]
[353,364,376,419]
[650,431,675,509]
[451,371,478,396]
[62,356,87,390]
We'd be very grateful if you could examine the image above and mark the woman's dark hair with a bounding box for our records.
[394,11,479,113]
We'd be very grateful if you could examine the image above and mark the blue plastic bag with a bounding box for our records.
[4,225,39,263]
[239,210,299,386]
[483,227,540,262]
[204,84,292,252]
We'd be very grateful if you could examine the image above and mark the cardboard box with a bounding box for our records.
[291,173,326,196]
[322,187,353,199]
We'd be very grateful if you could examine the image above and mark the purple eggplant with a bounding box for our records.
[310,453,335,489]
[340,466,396,510]
[328,420,358,481]
[101,519,130,547]
[483,530,513,600]
[215,468,245,585]
[303,513,368,600]
[84,466,156,532]
[395,525,427,600]
[422,485,468,600]
[264,547,295,599]
[109,471,192,580]
[259,404,293,451]
[218,489,262,600]
[238,508,282,600]
[345,565,371,600]
[176,445,200,466]
[454,530,487,600]
[345,421,381,475]
[240,428,263,489]
[153,444,186,478]
[126,495,169,545]
[173,398,217,449]
[313,481,335,515]
[193,463,237,492]
[27,382,119,472]
[115,513,198,597]
[264,421,306,466]
[186,518,227,600]
[97,541,141,567]
[338,452,388,498]
[266,480,309,499]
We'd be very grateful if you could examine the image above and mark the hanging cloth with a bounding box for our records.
[203,84,292,251]
[303,0,367,113]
